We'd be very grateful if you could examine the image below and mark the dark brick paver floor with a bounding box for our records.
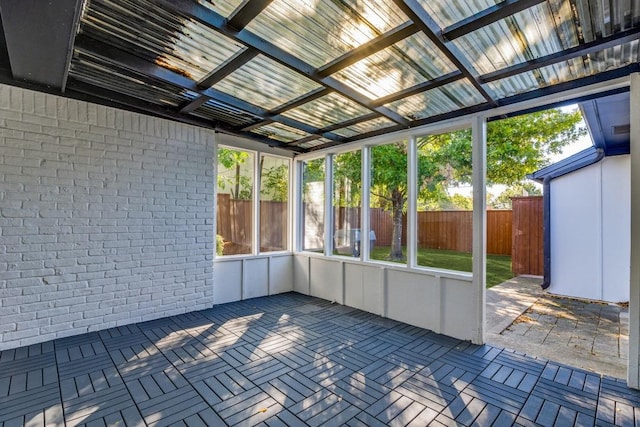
[1,292,639,426]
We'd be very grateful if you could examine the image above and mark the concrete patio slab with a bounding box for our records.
[487,277,629,380]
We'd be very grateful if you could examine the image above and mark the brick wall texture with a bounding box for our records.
[0,84,215,350]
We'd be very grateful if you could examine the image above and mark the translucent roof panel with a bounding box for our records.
[573,0,640,42]
[331,32,456,99]
[452,4,568,75]
[198,0,244,18]
[213,55,322,110]
[417,0,496,28]
[252,122,312,143]
[488,40,640,99]
[246,0,408,68]
[70,50,192,107]
[190,100,261,127]
[80,0,245,82]
[281,93,373,129]
[332,117,397,138]
[298,138,333,149]
[386,79,485,120]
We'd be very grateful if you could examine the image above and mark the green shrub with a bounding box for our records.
[216,234,225,256]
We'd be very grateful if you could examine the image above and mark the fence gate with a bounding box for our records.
[511,196,543,276]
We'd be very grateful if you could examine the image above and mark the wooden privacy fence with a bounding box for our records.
[218,194,544,275]
[217,194,287,254]
[511,196,543,276]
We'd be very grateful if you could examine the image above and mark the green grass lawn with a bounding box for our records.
[369,246,513,288]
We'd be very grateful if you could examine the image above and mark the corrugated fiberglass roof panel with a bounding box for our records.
[213,55,322,110]
[452,3,567,75]
[386,79,485,120]
[69,50,192,107]
[245,0,409,68]
[331,32,457,99]
[281,93,373,129]
[298,138,333,149]
[573,0,640,42]
[488,40,640,98]
[80,0,245,82]
[252,122,312,142]
[417,0,495,28]
[332,116,397,138]
[197,0,245,18]
[190,100,261,127]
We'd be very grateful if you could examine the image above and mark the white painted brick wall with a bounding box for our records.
[0,84,215,350]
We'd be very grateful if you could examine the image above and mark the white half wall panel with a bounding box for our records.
[213,254,295,304]
[295,254,477,341]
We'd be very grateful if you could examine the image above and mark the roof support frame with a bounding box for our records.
[298,70,634,157]
[226,0,274,30]
[75,36,347,144]
[392,0,497,106]
[66,79,303,151]
[317,21,419,77]
[480,27,640,83]
[0,0,83,91]
[442,0,546,40]
[157,0,409,126]
[180,48,258,114]
[372,71,464,106]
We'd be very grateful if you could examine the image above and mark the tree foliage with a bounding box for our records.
[331,108,585,260]
[489,182,542,209]
[218,148,252,200]
[261,163,289,202]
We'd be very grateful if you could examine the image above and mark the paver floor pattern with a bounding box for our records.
[1,292,639,426]
[489,285,628,380]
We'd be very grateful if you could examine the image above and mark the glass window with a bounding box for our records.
[260,155,289,252]
[217,147,255,255]
[416,129,473,271]
[302,158,325,252]
[368,142,407,263]
[332,150,362,257]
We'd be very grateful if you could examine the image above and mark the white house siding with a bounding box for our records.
[550,155,630,302]
[0,84,215,350]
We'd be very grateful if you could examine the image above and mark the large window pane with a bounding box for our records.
[302,158,325,252]
[416,129,473,271]
[369,142,407,263]
[217,147,254,255]
[260,155,289,252]
[332,150,361,257]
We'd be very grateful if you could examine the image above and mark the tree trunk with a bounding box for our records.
[234,163,241,199]
[389,188,405,260]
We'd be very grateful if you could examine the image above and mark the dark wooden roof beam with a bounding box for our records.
[393,0,497,106]
[442,0,546,40]
[158,0,409,126]
[480,27,640,83]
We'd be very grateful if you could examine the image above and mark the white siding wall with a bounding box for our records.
[550,155,630,302]
[0,84,216,350]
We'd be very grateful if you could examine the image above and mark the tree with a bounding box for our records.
[218,148,252,199]
[261,163,289,202]
[331,108,585,261]
[490,182,542,209]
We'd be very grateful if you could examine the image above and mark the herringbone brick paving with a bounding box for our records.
[1,292,639,426]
